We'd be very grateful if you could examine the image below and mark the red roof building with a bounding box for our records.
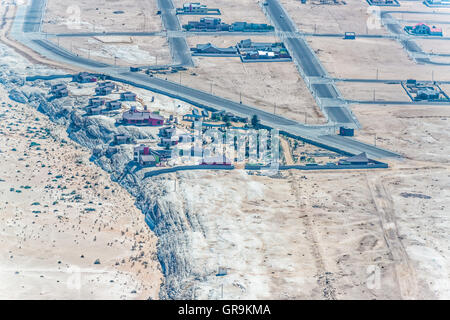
[122,106,165,126]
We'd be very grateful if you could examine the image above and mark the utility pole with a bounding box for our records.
[239,91,242,104]
[376,68,379,80]
[143,12,146,31]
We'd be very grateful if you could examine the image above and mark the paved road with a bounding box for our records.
[32,39,109,68]
[22,0,45,33]
[263,0,358,125]
[9,0,401,159]
[157,0,193,67]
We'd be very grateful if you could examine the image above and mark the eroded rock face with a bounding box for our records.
[2,73,197,299]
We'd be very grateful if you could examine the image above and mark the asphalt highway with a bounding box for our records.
[10,0,401,159]
[157,0,193,67]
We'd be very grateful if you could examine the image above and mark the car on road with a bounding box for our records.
[280,15,284,18]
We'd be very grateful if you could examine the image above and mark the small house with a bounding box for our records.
[415,88,440,100]
[134,145,160,166]
[105,100,122,110]
[120,91,137,101]
[113,134,132,145]
[73,72,97,83]
[183,3,208,13]
[53,88,69,98]
[160,137,179,147]
[89,98,105,107]
[50,84,67,93]
[159,126,177,138]
[139,155,157,167]
[339,152,369,165]
[344,32,356,40]
[134,145,152,161]
[122,106,165,126]
[87,106,103,115]
[95,85,114,96]
[339,127,354,136]
[192,43,238,54]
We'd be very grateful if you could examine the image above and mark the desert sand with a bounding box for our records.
[0,87,162,299]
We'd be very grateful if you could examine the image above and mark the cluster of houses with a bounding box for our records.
[49,83,69,98]
[176,2,221,15]
[86,82,135,115]
[404,23,443,36]
[183,18,274,32]
[86,81,141,115]
[132,126,193,166]
[87,98,123,115]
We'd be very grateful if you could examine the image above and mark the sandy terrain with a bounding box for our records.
[279,0,389,35]
[0,87,162,299]
[336,82,411,102]
[307,37,450,81]
[160,35,326,124]
[170,151,449,299]
[1,0,449,301]
[42,0,162,34]
[173,0,269,27]
[49,36,171,66]
[350,104,450,164]
[177,99,450,299]
[416,39,450,55]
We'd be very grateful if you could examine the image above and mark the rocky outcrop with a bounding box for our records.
[6,80,201,299]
